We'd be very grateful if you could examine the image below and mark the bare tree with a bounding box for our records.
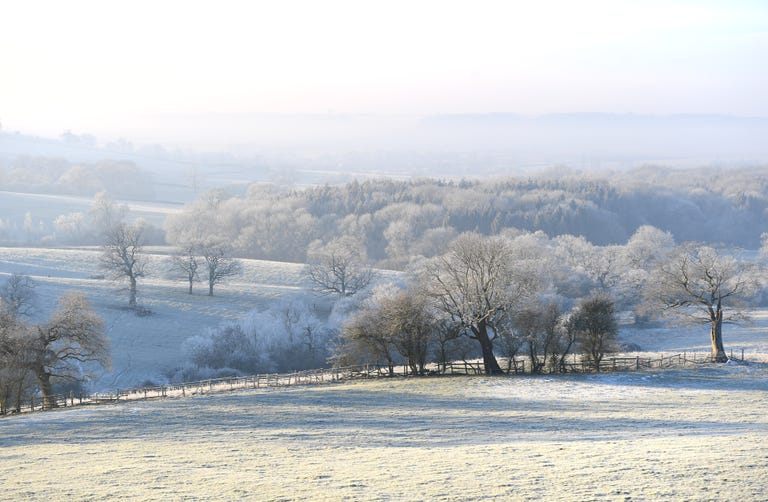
[29,292,110,408]
[514,303,563,374]
[379,288,434,375]
[646,243,757,362]
[338,306,397,375]
[421,233,540,375]
[0,274,37,319]
[170,246,200,294]
[307,237,374,297]
[89,191,127,238]
[100,221,146,307]
[0,307,35,414]
[570,296,618,371]
[432,317,469,373]
[200,243,242,296]
[551,314,579,373]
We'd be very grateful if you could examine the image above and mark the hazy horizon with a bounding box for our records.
[2,0,766,153]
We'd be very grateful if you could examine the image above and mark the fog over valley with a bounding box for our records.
[2,2,768,500]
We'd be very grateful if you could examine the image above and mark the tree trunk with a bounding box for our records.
[188,277,193,295]
[208,270,215,296]
[129,276,137,307]
[474,321,504,375]
[710,307,728,363]
[35,369,56,409]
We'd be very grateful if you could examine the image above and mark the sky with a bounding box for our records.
[1,0,767,142]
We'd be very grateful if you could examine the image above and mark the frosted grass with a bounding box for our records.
[2,371,767,501]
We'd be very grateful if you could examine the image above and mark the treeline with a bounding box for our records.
[167,166,768,268]
[0,156,154,199]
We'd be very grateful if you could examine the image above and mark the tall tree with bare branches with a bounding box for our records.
[646,243,757,362]
[421,233,540,374]
[100,221,146,307]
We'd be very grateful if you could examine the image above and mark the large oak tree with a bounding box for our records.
[421,233,540,374]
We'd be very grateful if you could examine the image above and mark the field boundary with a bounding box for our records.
[4,350,748,416]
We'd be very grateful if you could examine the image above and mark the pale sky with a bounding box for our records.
[1,0,767,139]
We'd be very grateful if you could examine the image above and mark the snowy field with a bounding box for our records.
[0,246,312,387]
[1,367,767,501]
[3,245,768,500]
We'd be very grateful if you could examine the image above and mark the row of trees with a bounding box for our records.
[0,275,109,413]
[332,231,757,373]
[97,191,244,307]
[334,234,620,375]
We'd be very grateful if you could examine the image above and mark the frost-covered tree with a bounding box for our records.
[570,295,618,371]
[646,244,757,362]
[29,292,110,408]
[200,242,242,297]
[377,286,435,375]
[0,274,37,319]
[100,221,147,307]
[0,307,36,414]
[53,212,86,244]
[89,191,127,237]
[514,302,563,374]
[307,237,373,297]
[337,302,397,375]
[169,246,200,295]
[421,233,541,374]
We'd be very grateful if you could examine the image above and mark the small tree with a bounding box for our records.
[307,237,374,297]
[432,317,469,373]
[0,310,35,414]
[170,246,200,294]
[0,274,37,319]
[338,306,397,375]
[200,243,242,296]
[570,296,618,371]
[101,221,146,307]
[647,243,756,362]
[379,289,434,375]
[29,292,110,408]
[514,303,562,374]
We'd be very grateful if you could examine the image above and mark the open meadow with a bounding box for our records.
[2,244,768,500]
[1,366,767,501]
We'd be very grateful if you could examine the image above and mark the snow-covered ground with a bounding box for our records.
[0,246,312,387]
[2,246,768,500]
[1,367,767,500]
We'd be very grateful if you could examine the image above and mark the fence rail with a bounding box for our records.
[5,349,749,415]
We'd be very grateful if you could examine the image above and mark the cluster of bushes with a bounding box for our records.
[169,300,333,382]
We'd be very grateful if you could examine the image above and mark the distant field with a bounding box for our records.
[1,369,766,500]
[2,245,768,389]
[0,246,312,387]
[0,190,182,232]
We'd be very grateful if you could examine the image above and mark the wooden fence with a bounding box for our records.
[20,365,389,413]
[8,348,749,415]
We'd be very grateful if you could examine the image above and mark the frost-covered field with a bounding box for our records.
[0,246,312,387]
[3,246,768,500]
[1,368,767,501]
[0,243,768,501]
